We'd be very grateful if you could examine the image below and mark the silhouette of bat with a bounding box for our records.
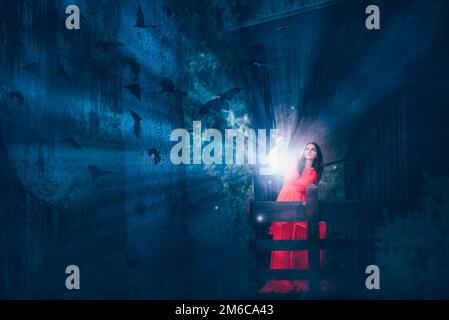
[134,201,146,215]
[31,128,48,143]
[60,137,83,152]
[200,87,243,114]
[21,62,40,76]
[219,87,243,100]
[7,90,24,105]
[162,5,173,18]
[128,109,142,138]
[124,83,141,101]
[147,148,161,164]
[55,63,71,82]
[88,165,112,180]
[200,97,222,114]
[160,77,187,97]
[94,41,125,51]
[135,5,158,28]
[274,25,289,31]
[121,56,140,81]
[240,60,277,69]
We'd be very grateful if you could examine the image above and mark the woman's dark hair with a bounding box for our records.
[296,142,324,182]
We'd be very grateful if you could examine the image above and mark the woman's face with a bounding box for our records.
[303,144,317,161]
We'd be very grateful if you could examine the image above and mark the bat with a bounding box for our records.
[60,137,83,152]
[88,165,112,180]
[31,128,48,143]
[147,148,161,164]
[134,201,146,215]
[7,90,24,105]
[55,63,71,82]
[135,5,158,28]
[128,109,142,138]
[94,41,125,51]
[55,172,82,204]
[160,77,187,97]
[121,56,140,81]
[219,87,243,101]
[240,60,277,69]
[199,97,222,114]
[162,5,173,18]
[126,249,140,266]
[21,62,40,76]
[200,87,243,114]
[274,25,289,31]
[124,83,141,101]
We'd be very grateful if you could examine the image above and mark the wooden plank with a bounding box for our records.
[251,239,310,251]
[250,239,378,252]
[306,185,320,294]
[256,269,311,280]
[320,239,378,250]
[250,201,307,223]
[250,200,389,223]
[257,267,369,282]
[320,201,385,222]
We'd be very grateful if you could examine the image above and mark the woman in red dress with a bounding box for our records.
[258,142,328,293]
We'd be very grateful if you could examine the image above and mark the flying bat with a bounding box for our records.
[88,165,112,180]
[55,63,71,82]
[240,60,277,69]
[274,25,289,31]
[31,128,47,143]
[94,41,125,51]
[135,5,158,28]
[60,137,83,152]
[124,83,141,101]
[21,62,40,76]
[128,109,142,138]
[160,77,187,97]
[200,87,243,114]
[7,90,24,105]
[121,56,140,81]
[162,5,173,18]
[147,148,161,164]
[219,87,243,100]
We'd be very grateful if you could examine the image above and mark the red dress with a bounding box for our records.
[258,167,327,293]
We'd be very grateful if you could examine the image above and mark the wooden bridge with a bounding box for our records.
[249,184,388,298]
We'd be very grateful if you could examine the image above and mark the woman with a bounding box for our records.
[258,142,328,293]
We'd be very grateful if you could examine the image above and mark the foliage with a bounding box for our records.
[374,173,449,299]
[319,161,346,201]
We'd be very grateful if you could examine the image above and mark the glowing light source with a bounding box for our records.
[265,135,296,176]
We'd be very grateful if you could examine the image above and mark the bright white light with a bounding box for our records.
[265,135,296,176]
[256,215,264,222]
[266,148,280,174]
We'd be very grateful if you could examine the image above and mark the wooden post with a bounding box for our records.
[306,184,320,295]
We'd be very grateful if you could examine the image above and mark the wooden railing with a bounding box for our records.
[249,184,384,296]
